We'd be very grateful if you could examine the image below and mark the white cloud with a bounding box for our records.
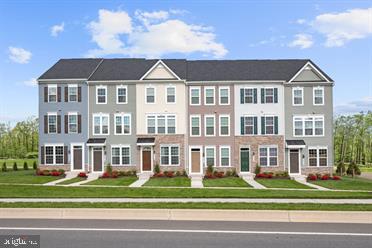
[312,8,372,47]
[23,78,37,87]
[288,34,313,49]
[296,19,306,24]
[8,46,32,64]
[334,97,372,115]
[51,22,65,37]
[87,9,227,58]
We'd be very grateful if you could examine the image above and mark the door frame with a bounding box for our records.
[189,146,203,175]
[288,149,301,175]
[239,146,250,173]
[71,143,85,172]
[91,147,104,173]
[140,146,153,173]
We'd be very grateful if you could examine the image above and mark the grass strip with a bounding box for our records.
[255,179,312,189]
[144,177,191,187]
[311,176,372,191]
[57,177,86,185]
[84,177,138,186]
[203,177,250,187]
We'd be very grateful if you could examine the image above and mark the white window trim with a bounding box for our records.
[44,144,64,165]
[145,85,156,104]
[111,144,131,166]
[92,113,110,135]
[308,146,328,167]
[114,113,131,135]
[219,114,230,136]
[96,86,107,104]
[190,86,201,106]
[242,87,255,104]
[116,85,128,104]
[68,84,78,103]
[219,145,231,167]
[313,86,324,106]
[145,114,177,134]
[259,145,278,167]
[219,86,230,105]
[263,87,275,104]
[68,112,78,134]
[204,146,216,167]
[264,115,276,136]
[47,112,57,134]
[160,145,180,166]
[190,115,201,137]
[204,114,216,137]
[204,86,216,105]
[166,85,176,104]
[293,115,325,137]
[292,87,304,106]
[47,84,57,103]
[243,115,257,136]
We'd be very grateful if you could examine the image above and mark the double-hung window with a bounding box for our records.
[93,114,109,135]
[146,114,176,134]
[219,115,230,136]
[45,145,64,165]
[292,87,303,106]
[68,113,77,133]
[293,116,324,137]
[220,146,231,167]
[261,88,278,103]
[48,85,57,102]
[259,146,278,166]
[115,113,131,135]
[243,88,255,104]
[205,115,215,136]
[147,116,156,134]
[111,145,131,165]
[68,85,78,102]
[219,87,229,105]
[117,86,127,104]
[205,146,216,167]
[204,87,215,105]
[160,145,179,166]
[166,86,176,103]
[96,86,106,104]
[190,87,200,105]
[167,115,176,134]
[242,116,257,135]
[190,115,201,136]
[48,114,57,134]
[146,86,155,103]
[309,147,327,167]
[313,86,324,105]
[262,116,278,135]
[157,115,166,134]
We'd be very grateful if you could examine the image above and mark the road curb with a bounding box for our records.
[0,208,371,224]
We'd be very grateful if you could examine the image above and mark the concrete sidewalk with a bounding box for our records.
[1,198,372,204]
[0,208,371,224]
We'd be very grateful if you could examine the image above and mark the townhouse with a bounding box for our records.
[38,58,334,177]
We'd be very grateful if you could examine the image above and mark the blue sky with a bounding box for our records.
[0,0,371,123]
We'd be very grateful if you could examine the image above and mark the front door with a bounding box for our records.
[191,148,201,173]
[73,145,83,171]
[93,148,103,172]
[240,148,250,172]
[142,148,152,171]
[289,149,300,174]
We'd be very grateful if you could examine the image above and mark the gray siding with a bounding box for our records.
[88,83,137,166]
[284,84,334,168]
[38,81,88,165]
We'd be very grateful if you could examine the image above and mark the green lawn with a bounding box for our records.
[255,179,313,189]
[361,167,372,172]
[0,159,38,169]
[1,185,372,198]
[0,170,62,184]
[144,177,191,187]
[1,202,372,211]
[84,176,138,186]
[57,177,86,185]
[203,177,250,187]
[311,176,372,191]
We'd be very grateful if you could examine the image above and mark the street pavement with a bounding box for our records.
[0,219,371,248]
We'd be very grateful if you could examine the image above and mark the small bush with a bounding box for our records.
[307,174,317,181]
[42,170,50,176]
[333,175,341,180]
[254,165,261,175]
[231,168,237,177]
[182,169,187,177]
[111,170,119,178]
[33,161,37,170]
[316,173,322,179]
[204,172,214,179]
[51,171,61,176]
[336,161,346,175]
[321,175,330,180]
[225,170,232,177]
[118,171,126,177]
[2,162,7,172]
[175,171,181,177]
[154,164,160,174]
[25,152,38,159]
[206,164,214,174]
[215,171,224,178]
[101,172,110,178]
[58,169,65,175]
[105,164,113,175]
[165,171,174,178]
[13,162,18,171]
[23,162,29,170]
[78,172,87,178]
[347,161,361,176]
[131,169,137,176]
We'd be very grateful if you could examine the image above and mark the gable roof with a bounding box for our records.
[38,58,333,82]
[38,58,103,80]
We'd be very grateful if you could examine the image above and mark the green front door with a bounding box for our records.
[240,148,250,172]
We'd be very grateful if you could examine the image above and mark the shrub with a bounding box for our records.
[182,170,187,177]
[316,173,322,179]
[42,170,50,176]
[336,161,346,175]
[111,170,119,178]
[225,170,232,177]
[282,171,289,178]
[58,169,65,175]
[333,175,341,180]
[347,161,361,176]
[118,171,126,177]
[256,173,265,178]
[216,171,224,178]
[321,175,330,180]
[254,165,261,175]
[78,172,87,178]
[166,171,174,178]
[13,162,18,171]
[2,162,6,172]
[204,172,214,179]
[23,162,29,170]
[154,164,160,174]
[51,171,61,176]
[267,173,273,179]
[131,169,137,176]
[206,164,214,174]
[36,168,42,176]
[105,164,113,175]
[175,171,181,177]
[102,172,110,178]
[308,174,317,181]
[33,161,37,170]
[231,168,237,177]
[154,172,164,177]
[25,152,38,159]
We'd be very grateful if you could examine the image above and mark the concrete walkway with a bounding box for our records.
[241,175,266,189]
[360,172,372,180]
[69,173,99,186]
[129,173,150,187]
[43,171,79,186]
[1,198,372,204]
[190,175,203,188]
[292,176,330,191]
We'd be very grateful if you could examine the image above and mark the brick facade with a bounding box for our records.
[301,166,333,176]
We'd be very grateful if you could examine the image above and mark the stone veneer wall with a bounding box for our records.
[38,165,70,171]
[302,166,333,176]
[234,136,285,174]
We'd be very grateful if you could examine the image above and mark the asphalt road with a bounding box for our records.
[0,219,371,248]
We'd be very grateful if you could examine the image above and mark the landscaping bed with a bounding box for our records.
[310,176,372,191]
[203,177,250,187]
[0,170,63,184]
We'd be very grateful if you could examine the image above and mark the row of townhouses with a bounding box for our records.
[38,58,334,177]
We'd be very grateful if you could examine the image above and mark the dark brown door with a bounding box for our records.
[73,146,83,170]
[191,149,201,173]
[290,149,299,174]
[93,148,102,172]
[142,150,151,171]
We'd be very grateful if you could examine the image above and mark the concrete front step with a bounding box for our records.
[190,174,204,188]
